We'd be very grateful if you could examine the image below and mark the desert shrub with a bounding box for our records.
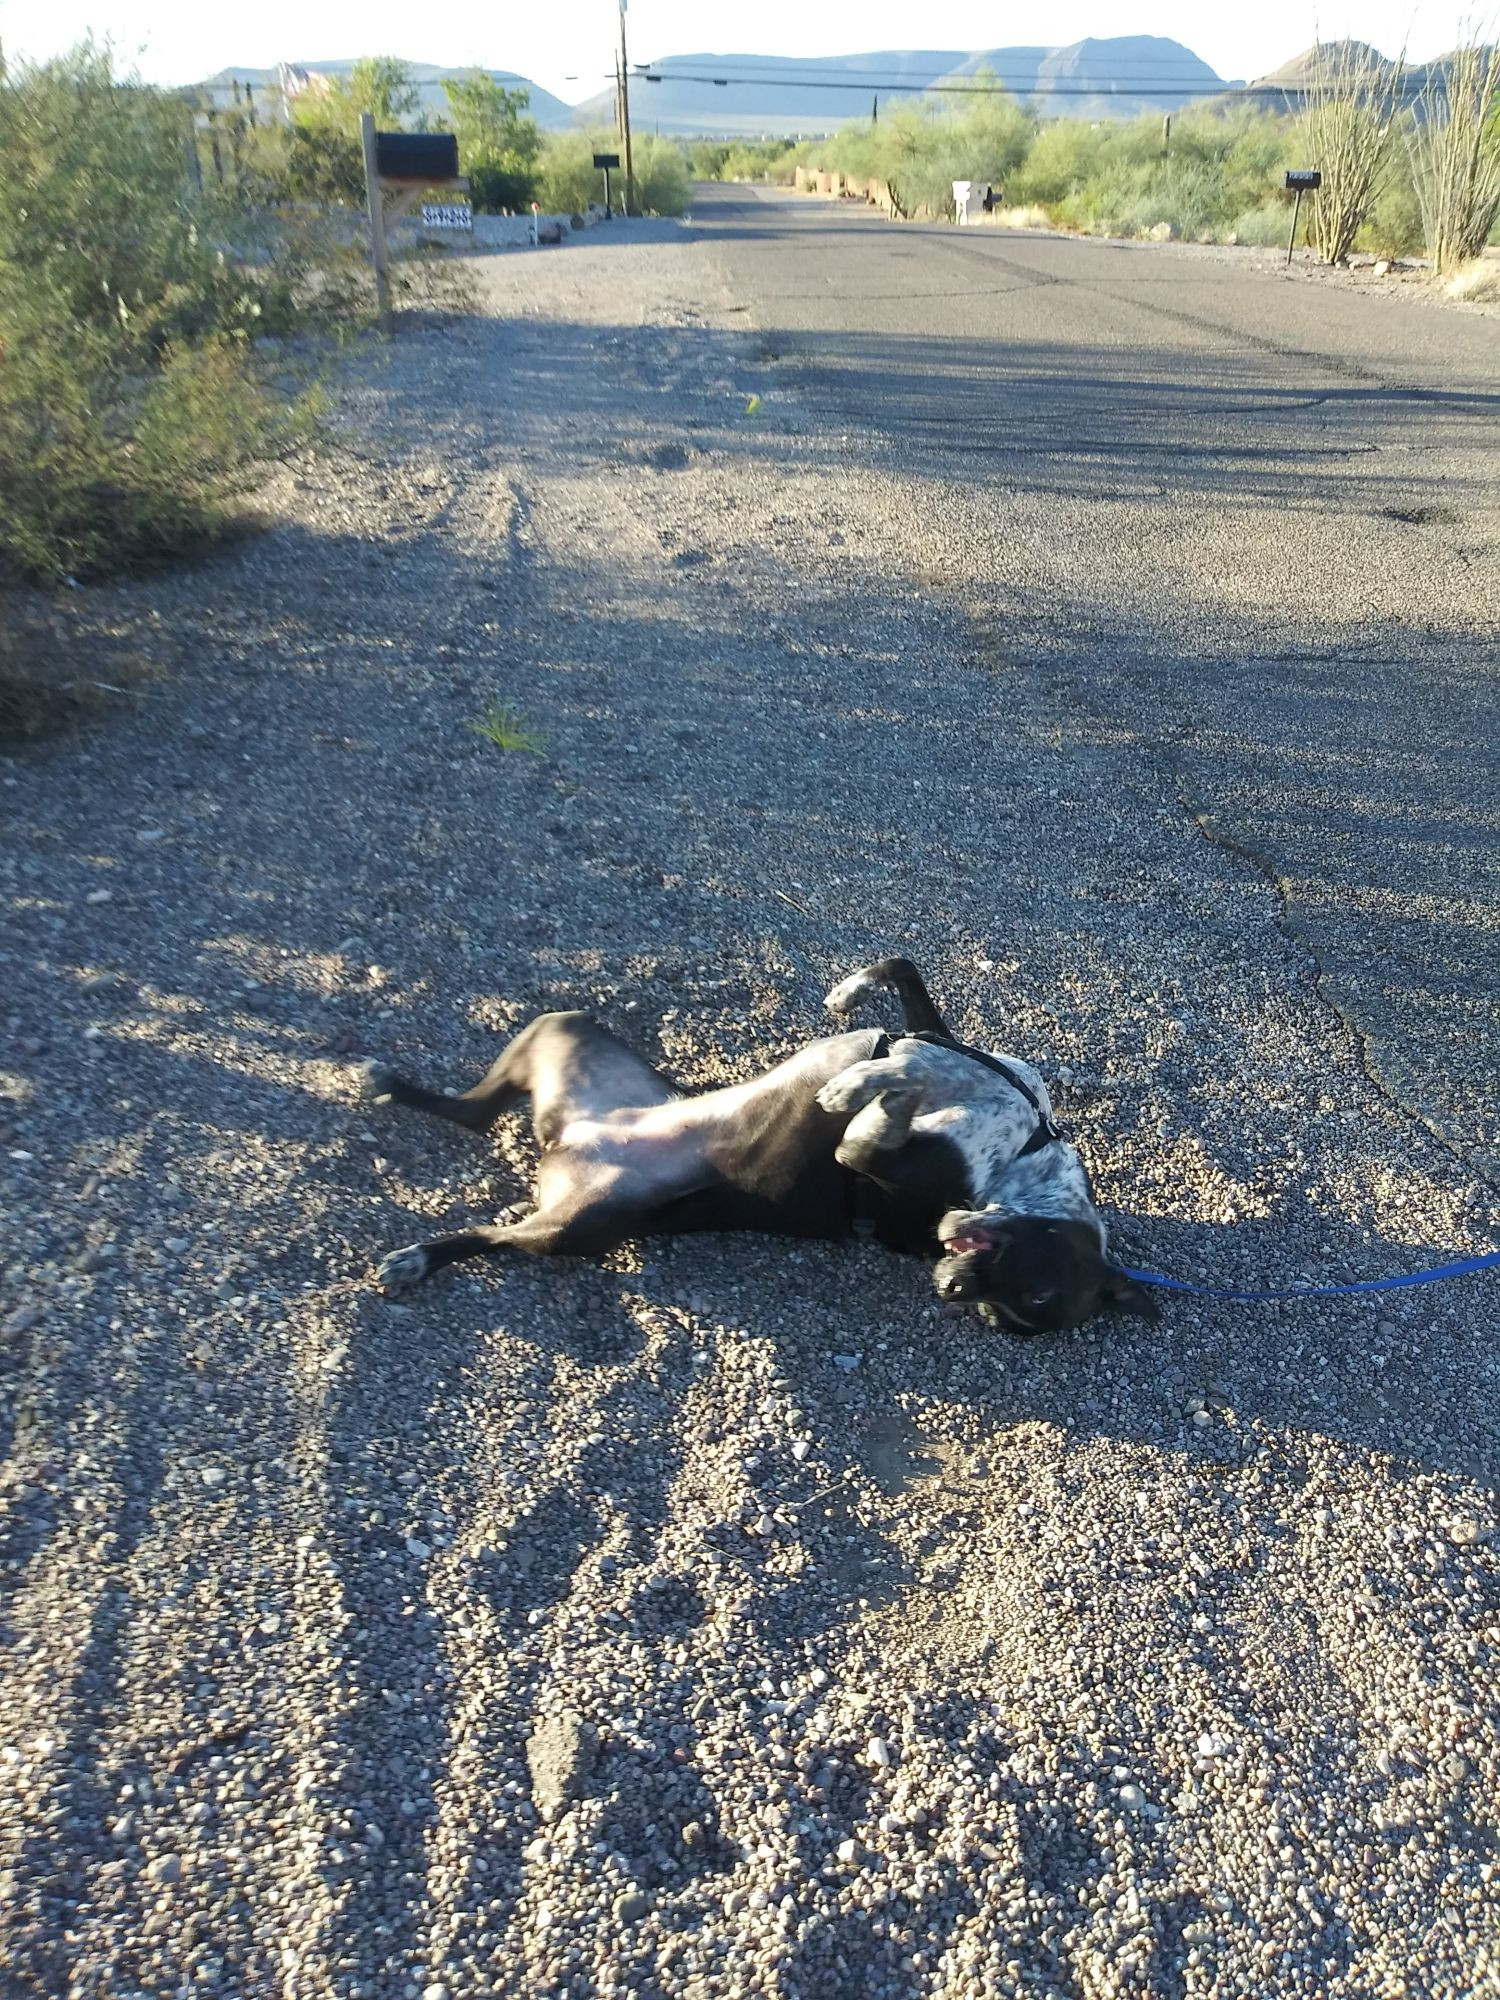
[632,135,692,216]
[1355,170,1426,255]
[538,128,690,216]
[1299,42,1407,262]
[538,130,612,214]
[0,44,331,586]
[1230,198,1299,246]
[1011,120,1114,205]
[468,162,538,212]
[1407,41,1500,272]
[692,142,731,178]
[440,73,541,211]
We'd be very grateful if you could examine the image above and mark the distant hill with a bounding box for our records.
[1243,40,1466,112]
[198,61,573,129]
[1026,36,1228,117]
[592,39,1230,137]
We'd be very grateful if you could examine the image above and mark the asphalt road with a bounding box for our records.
[694,186,1500,1182]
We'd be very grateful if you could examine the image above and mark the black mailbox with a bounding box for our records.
[374,132,460,182]
[1284,169,1322,191]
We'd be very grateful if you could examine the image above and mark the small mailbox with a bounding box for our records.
[374,132,460,184]
[1284,169,1322,191]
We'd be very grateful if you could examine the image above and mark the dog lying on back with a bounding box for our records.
[365,956,1155,1335]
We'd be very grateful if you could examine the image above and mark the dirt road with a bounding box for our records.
[0,202,1496,1999]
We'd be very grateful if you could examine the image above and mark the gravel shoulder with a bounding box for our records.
[1,213,1497,2000]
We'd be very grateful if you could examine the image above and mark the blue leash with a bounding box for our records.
[1117,1248,1500,1304]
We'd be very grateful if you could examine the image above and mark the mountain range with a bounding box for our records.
[200,39,1445,140]
[586,39,1234,135]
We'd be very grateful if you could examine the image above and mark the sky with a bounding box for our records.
[0,0,1453,99]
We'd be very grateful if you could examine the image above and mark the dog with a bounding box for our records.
[363,956,1156,1334]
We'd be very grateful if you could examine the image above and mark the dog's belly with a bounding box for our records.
[545,1029,886,1238]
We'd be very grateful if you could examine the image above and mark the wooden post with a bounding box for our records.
[617,3,636,215]
[360,112,394,334]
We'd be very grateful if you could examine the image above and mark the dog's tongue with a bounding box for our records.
[943,1232,990,1255]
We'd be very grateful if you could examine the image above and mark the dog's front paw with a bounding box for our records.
[816,1060,887,1116]
[375,1244,431,1290]
[359,1058,398,1102]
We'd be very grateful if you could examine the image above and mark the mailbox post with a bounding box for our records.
[1284,169,1322,267]
[594,151,622,219]
[360,117,471,332]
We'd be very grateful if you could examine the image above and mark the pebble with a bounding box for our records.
[867,1736,893,1769]
[147,1854,181,1886]
[84,888,114,905]
[405,1537,431,1558]
[613,1890,651,1924]
[199,1467,226,1489]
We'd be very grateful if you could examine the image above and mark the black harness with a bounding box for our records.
[870,1030,1065,1158]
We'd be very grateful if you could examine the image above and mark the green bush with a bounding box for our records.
[468,162,538,212]
[440,73,540,211]
[1230,199,1298,247]
[632,135,692,217]
[0,44,330,586]
[538,129,690,216]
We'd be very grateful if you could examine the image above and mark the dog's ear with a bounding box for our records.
[1099,1265,1160,1320]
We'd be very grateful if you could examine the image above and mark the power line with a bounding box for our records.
[635,69,1306,99]
[640,70,1296,97]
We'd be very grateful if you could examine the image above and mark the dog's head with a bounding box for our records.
[934,1209,1158,1334]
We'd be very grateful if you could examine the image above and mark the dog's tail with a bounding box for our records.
[824,956,956,1042]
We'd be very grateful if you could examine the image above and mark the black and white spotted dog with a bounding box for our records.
[365,956,1155,1335]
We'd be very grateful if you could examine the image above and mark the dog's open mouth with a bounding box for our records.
[941,1232,991,1256]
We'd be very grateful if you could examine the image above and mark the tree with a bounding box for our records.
[294,56,417,140]
[441,72,541,179]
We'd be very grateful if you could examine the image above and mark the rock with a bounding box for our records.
[1118,1783,1152,1813]
[832,1353,861,1372]
[147,1854,181,1886]
[613,1889,651,1924]
[866,1736,893,1769]
[836,1837,860,1864]
[537,220,565,246]
[199,1467,226,1489]
[680,1820,707,1854]
[1373,259,1391,277]
[1147,221,1176,242]
[1448,1519,1483,1547]
[527,1711,597,1823]
[405,1537,431,1559]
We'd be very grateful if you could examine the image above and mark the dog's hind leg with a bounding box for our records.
[364,1011,677,1142]
[824,956,956,1041]
[375,1197,637,1289]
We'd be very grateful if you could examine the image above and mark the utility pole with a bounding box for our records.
[617,1,636,216]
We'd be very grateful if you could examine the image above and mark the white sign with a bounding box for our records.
[422,201,473,232]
